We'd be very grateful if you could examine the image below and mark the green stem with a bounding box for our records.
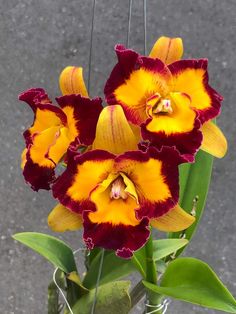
[66,279,80,310]
[145,234,163,313]
[48,281,59,314]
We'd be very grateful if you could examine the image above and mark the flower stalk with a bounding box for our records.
[145,233,163,313]
[48,281,60,314]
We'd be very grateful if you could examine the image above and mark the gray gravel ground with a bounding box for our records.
[0,0,236,313]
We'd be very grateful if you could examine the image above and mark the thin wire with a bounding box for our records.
[143,0,147,55]
[146,299,170,314]
[88,0,96,94]
[53,267,74,314]
[146,302,164,314]
[52,248,87,314]
[91,248,105,314]
[126,0,133,47]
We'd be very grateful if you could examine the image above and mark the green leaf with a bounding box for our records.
[72,281,131,314]
[132,246,147,277]
[67,271,89,297]
[83,250,136,289]
[13,232,77,273]
[85,247,101,270]
[143,257,236,313]
[130,238,188,279]
[169,150,213,255]
[152,239,188,261]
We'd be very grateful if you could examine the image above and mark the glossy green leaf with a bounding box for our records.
[85,247,101,271]
[169,150,213,255]
[13,232,77,273]
[67,271,89,297]
[143,257,236,313]
[132,246,147,277]
[179,162,192,204]
[83,250,136,289]
[72,281,131,314]
[130,239,188,279]
[152,239,188,261]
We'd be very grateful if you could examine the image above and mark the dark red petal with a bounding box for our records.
[141,118,203,162]
[104,45,166,106]
[19,88,67,143]
[83,211,150,258]
[18,88,52,111]
[115,145,186,165]
[56,94,103,145]
[23,149,55,191]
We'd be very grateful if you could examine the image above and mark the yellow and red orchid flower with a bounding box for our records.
[150,36,227,159]
[104,37,227,160]
[50,105,195,258]
[19,70,103,191]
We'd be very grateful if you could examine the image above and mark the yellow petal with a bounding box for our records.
[47,127,72,164]
[92,105,139,154]
[59,66,88,97]
[151,204,195,232]
[149,36,183,64]
[66,157,114,203]
[48,203,82,232]
[113,65,171,125]
[29,126,71,168]
[171,62,211,112]
[28,106,63,137]
[201,121,227,158]
[29,126,61,168]
[117,157,171,204]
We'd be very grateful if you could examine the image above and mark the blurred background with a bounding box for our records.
[0,0,235,313]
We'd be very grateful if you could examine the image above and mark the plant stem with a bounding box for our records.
[145,234,163,313]
[66,279,80,309]
[48,281,59,314]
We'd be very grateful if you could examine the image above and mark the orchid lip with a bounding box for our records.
[146,93,173,117]
[154,99,173,114]
[110,176,128,200]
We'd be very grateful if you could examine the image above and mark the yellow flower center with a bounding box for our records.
[146,93,173,118]
[88,172,140,226]
[110,176,128,200]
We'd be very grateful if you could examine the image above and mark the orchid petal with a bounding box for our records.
[151,204,195,232]
[116,147,185,219]
[52,150,115,213]
[169,59,222,123]
[22,126,71,191]
[92,105,139,154]
[149,36,183,64]
[104,45,171,125]
[201,121,227,158]
[48,203,82,232]
[56,94,103,145]
[89,182,139,227]
[59,66,88,97]
[83,213,150,259]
